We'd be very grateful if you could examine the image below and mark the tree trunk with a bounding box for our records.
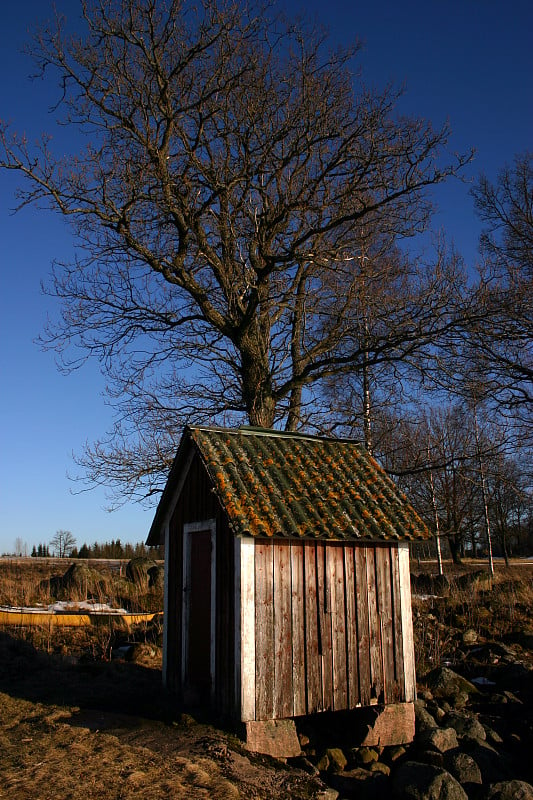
[286,385,302,431]
[239,328,275,428]
[447,534,463,565]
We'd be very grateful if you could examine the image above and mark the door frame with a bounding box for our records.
[181,519,217,700]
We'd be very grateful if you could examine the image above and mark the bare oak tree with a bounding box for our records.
[50,529,77,558]
[1,0,470,501]
[466,153,533,415]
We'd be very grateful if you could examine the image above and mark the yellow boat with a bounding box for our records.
[0,607,161,628]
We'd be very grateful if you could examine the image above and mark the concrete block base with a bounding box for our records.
[360,702,415,747]
[245,719,301,759]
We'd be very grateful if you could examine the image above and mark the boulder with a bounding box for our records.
[392,761,468,800]
[414,702,439,734]
[326,748,348,772]
[147,564,164,589]
[442,711,486,742]
[486,781,533,800]
[443,752,482,786]
[466,742,511,785]
[423,667,479,702]
[417,727,458,753]
[126,557,158,586]
[462,629,478,645]
[353,747,379,766]
[369,761,390,776]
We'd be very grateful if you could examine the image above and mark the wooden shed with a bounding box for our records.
[147,425,430,754]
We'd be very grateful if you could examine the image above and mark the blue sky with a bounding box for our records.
[1,0,532,555]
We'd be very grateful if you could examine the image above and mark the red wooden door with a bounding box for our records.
[184,529,213,703]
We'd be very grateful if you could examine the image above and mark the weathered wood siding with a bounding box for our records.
[165,451,236,717]
[240,539,414,722]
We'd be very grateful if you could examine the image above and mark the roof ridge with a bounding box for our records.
[189,424,361,445]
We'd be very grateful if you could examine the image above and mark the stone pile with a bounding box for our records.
[294,658,532,800]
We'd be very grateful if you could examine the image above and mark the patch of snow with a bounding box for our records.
[1,601,130,615]
[471,676,497,686]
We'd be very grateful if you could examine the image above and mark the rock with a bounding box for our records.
[417,727,458,753]
[451,691,469,711]
[462,629,479,645]
[442,711,486,742]
[392,761,468,800]
[354,747,379,765]
[125,642,161,664]
[423,667,479,702]
[326,747,347,772]
[147,564,164,589]
[51,563,103,598]
[387,745,407,763]
[484,726,504,745]
[502,688,524,703]
[414,701,438,734]
[316,753,330,772]
[466,742,511,784]
[443,752,482,786]
[425,700,446,721]
[486,781,533,800]
[369,761,390,776]
[126,557,158,586]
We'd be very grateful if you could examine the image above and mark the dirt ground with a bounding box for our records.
[1,558,532,799]
[0,632,323,800]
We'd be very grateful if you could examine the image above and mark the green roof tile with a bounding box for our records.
[186,426,430,542]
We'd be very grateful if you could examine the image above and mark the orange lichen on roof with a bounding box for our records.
[189,427,430,542]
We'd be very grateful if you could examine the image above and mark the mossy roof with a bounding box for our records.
[147,425,431,544]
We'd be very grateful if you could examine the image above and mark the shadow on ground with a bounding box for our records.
[0,631,173,723]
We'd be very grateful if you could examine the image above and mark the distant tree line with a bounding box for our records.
[31,543,51,557]
[29,537,163,560]
[71,539,163,560]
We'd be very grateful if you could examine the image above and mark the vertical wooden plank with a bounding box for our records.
[303,541,321,713]
[240,537,256,722]
[274,541,293,719]
[329,545,348,711]
[366,547,383,702]
[344,545,359,708]
[355,545,371,706]
[291,542,306,717]
[398,543,416,702]
[390,545,405,700]
[316,541,333,711]
[375,546,395,703]
[255,540,274,720]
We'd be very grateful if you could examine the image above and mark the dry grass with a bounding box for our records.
[0,558,164,662]
[412,562,533,675]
